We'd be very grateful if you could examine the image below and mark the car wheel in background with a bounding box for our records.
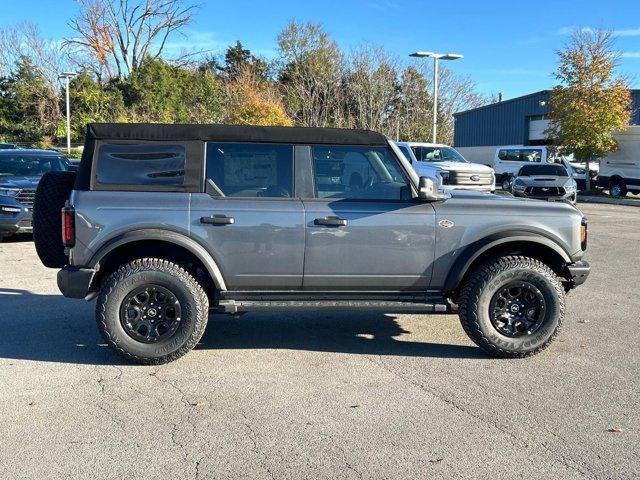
[458,255,565,358]
[501,175,512,192]
[33,171,77,268]
[609,179,627,198]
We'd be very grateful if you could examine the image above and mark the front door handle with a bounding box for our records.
[201,215,235,225]
[314,216,348,227]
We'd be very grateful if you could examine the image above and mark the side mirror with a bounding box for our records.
[418,176,448,201]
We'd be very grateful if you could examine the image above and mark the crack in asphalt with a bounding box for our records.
[240,412,276,480]
[318,431,364,480]
[368,355,595,479]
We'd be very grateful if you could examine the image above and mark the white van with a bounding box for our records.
[598,126,640,197]
[492,146,595,191]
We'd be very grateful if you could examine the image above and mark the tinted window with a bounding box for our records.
[498,149,542,162]
[0,154,68,177]
[312,145,411,200]
[397,145,413,162]
[519,164,568,176]
[206,143,293,198]
[97,144,185,186]
[411,146,467,163]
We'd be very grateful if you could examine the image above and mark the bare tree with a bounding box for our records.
[343,47,401,135]
[65,0,197,81]
[0,22,67,88]
[276,22,344,127]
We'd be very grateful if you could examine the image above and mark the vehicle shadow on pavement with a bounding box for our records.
[0,288,484,364]
[200,312,485,359]
[0,288,125,365]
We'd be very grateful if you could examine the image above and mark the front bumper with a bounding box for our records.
[57,266,96,299]
[513,191,577,203]
[0,202,32,236]
[567,260,591,287]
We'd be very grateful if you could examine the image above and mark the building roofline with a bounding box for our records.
[454,88,640,118]
[453,90,551,117]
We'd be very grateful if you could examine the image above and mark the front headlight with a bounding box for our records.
[0,188,20,197]
[573,168,586,175]
[565,182,577,191]
[513,179,526,190]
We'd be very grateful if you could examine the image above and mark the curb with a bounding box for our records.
[577,195,640,207]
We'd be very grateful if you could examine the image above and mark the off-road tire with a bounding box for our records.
[33,170,76,268]
[458,255,565,358]
[96,258,209,364]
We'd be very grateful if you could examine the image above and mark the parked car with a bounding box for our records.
[33,123,590,364]
[511,164,578,203]
[487,145,596,191]
[597,126,640,197]
[0,143,18,150]
[395,142,495,193]
[0,149,71,241]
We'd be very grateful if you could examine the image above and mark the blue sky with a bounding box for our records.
[3,0,639,100]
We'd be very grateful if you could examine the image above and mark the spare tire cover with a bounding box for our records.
[33,171,77,268]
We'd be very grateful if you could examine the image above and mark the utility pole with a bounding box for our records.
[58,72,76,154]
[409,51,463,143]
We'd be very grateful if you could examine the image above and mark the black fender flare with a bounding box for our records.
[443,231,572,293]
[87,229,227,291]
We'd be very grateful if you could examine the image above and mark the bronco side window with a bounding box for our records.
[206,143,294,198]
[311,145,411,200]
[96,143,186,186]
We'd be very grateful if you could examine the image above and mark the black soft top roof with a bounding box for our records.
[85,123,388,146]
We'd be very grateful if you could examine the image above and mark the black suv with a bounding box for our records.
[0,149,71,241]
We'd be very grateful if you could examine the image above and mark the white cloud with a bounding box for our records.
[621,51,640,58]
[161,30,231,56]
[614,28,640,37]
[557,25,640,37]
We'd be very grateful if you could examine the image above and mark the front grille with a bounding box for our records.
[526,186,565,196]
[15,188,36,207]
[448,171,494,186]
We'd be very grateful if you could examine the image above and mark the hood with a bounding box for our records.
[444,189,581,216]
[422,161,493,173]
[0,176,41,190]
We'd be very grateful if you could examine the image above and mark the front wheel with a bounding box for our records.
[96,258,209,364]
[458,256,565,358]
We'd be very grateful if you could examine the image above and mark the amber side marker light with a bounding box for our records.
[580,218,588,250]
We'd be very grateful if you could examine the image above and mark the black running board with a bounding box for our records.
[215,292,451,314]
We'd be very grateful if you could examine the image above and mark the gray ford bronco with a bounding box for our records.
[33,123,590,364]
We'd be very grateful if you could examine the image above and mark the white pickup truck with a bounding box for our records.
[395,142,495,193]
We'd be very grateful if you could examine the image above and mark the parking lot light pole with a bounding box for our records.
[58,72,76,154]
[409,51,463,143]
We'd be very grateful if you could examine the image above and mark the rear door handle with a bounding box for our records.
[200,215,235,225]
[314,216,348,227]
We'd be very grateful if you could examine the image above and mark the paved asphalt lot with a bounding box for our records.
[0,202,638,479]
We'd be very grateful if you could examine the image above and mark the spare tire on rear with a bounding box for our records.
[33,171,77,268]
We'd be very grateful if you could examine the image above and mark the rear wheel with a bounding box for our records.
[96,258,209,364]
[609,179,627,198]
[458,256,565,358]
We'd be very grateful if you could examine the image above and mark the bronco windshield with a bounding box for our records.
[410,146,468,163]
[0,154,68,177]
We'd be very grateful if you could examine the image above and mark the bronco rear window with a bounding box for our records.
[96,143,186,186]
